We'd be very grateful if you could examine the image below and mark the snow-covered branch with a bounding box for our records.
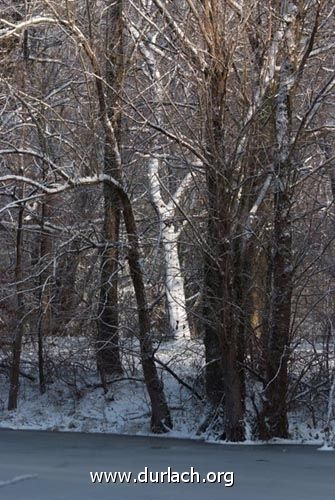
[0,173,125,213]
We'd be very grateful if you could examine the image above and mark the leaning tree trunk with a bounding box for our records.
[122,195,172,432]
[97,0,123,376]
[72,20,172,431]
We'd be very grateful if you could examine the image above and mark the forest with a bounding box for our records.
[0,0,334,445]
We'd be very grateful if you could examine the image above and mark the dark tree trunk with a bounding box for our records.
[203,220,225,405]
[264,182,292,438]
[204,241,246,442]
[37,199,53,394]
[97,184,123,375]
[263,59,293,439]
[53,238,79,335]
[218,236,247,442]
[122,196,172,433]
[203,67,246,441]
[97,0,124,376]
[8,202,25,410]
[81,13,172,431]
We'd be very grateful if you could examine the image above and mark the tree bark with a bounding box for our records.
[75,14,173,431]
[203,66,245,441]
[8,201,25,410]
[136,20,191,340]
[264,58,293,439]
[37,199,53,394]
[264,179,292,438]
[162,221,190,339]
[97,0,123,376]
[122,195,172,432]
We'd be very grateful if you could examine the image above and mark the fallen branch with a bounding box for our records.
[0,363,36,382]
[154,356,204,401]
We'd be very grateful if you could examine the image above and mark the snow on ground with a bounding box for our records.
[0,337,334,448]
[0,338,205,438]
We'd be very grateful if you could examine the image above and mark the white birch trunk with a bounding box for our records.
[131,12,191,340]
[161,214,190,339]
[148,157,191,339]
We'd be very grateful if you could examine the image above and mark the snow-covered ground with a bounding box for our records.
[0,337,334,449]
[0,338,204,437]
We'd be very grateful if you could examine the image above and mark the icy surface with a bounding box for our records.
[0,430,334,499]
